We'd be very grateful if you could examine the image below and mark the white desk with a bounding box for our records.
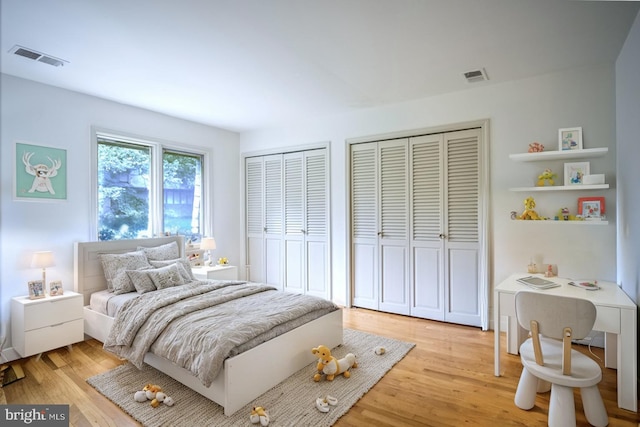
[494,273,637,412]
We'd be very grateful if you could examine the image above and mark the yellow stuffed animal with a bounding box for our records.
[536,169,556,187]
[250,406,269,426]
[518,197,544,220]
[311,345,357,381]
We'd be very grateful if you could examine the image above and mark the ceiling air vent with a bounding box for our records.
[463,68,488,83]
[9,45,68,67]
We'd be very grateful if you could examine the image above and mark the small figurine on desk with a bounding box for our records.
[544,264,555,277]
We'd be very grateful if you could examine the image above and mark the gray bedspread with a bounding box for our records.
[103,281,338,387]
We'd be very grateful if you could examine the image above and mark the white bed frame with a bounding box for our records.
[74,236,343,416]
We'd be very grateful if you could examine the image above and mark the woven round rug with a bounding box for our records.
[87,328,414,426]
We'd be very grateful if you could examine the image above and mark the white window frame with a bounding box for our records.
[91,127,211,241]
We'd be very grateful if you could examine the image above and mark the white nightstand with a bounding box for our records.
[11,291,84,358]
[192,265,238,281]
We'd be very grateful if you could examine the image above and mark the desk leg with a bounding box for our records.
[604,332,617,370]
[617,308,637,412]
[506,315,522,354]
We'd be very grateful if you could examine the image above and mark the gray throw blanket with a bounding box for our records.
[103,281,338,387]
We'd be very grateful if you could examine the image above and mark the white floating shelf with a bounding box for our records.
[509,147,608,162]
[513,220,609,225]
[509,184,609,192]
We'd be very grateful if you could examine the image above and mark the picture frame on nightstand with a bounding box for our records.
[28,279,45,299]
[49,280,64,296]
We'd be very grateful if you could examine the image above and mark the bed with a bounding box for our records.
[73,236,343,416]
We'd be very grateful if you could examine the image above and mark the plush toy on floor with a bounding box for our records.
[312,345,357,381]
[250,406,270,426]
[133,384,175,407]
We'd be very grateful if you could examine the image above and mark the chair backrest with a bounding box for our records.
[515,291,596,340]
[515,291,597,374]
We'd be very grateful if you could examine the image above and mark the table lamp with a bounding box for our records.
[200,237,216,266]
[31,251,55,291]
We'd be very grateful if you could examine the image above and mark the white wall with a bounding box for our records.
[240,64,618,316]
[0,74,241,360]
[616,10,640,303]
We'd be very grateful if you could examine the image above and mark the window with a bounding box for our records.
[95,132,205,241]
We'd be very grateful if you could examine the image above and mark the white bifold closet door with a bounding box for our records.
[283,150,329,298]
[246,149,328,298]
[246,154,284,289]
[351,129,482,327]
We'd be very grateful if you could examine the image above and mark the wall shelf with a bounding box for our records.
[509,184,609,192]
[512,220,609,225]
[509,147,608,162]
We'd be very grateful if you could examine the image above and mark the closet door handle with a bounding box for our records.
[439,233,447,239]
[377,232,383,236]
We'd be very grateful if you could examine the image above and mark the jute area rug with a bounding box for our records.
[87,329,414,427]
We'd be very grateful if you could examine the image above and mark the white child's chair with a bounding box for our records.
[514,291,608,427]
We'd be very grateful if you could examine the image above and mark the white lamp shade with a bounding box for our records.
[31,251,55,268]
[200,237,217,250]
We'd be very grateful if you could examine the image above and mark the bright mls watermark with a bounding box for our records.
[1,405,69,426]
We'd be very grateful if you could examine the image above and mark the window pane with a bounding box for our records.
[97,140,151,240]
[163,150,203,242]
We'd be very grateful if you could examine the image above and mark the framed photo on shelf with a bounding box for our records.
[559,127,583,151]
[49,280,64,296]
[578,197,605,219]
[28,280,45,299]
[564,162,590,185]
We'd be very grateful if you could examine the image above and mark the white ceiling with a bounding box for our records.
[1,0,638,132]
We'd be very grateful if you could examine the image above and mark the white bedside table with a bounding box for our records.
[11,290,84,359]
[192,265,238,281]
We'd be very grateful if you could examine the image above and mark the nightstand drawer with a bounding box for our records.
[23,295,83,331]
[22,319,83,357]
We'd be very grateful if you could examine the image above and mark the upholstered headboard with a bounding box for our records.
[73,236,185,306]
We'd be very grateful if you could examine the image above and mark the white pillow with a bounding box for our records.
[149,258,195,281]
[137,241,180,261]
[147,264,185,290]
[112,266,152,295]
[127,270,157,294]
[100,251,151,291]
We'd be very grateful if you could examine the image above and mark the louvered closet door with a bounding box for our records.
[246,157,265,283]
[304,149,328,298]
[283,149,329,296]
[443,129,481,327]
[263,155,284,289]
[378,139,410,315]
[351,143,378,310]
[283,152,304,293]
[410,134,445,320]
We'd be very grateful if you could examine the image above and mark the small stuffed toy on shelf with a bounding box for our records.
[518,197,544,220]
[536,169,556,187]
[528,142,544,153]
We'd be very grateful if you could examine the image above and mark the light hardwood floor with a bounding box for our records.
[2,307,639,426]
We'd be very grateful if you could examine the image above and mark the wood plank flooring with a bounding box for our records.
[2,307,639,426]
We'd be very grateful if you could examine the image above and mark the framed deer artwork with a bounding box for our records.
[14,141,67,202]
